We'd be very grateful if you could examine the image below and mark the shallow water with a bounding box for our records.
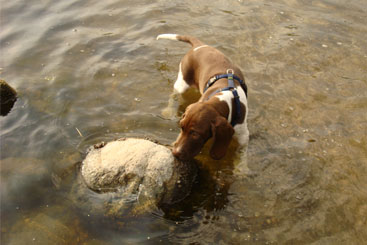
[1,0,367,244]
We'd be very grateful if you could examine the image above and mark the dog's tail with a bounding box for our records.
[156,34,204,47]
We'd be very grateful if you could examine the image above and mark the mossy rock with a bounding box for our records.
[74,138,197,217]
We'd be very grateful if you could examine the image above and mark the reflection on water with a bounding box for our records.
[1,0,367,244]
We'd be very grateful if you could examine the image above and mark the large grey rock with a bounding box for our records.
[79,138,197,216]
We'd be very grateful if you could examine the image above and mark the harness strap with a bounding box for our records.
[205,70,244,127]
[204,73,248,96]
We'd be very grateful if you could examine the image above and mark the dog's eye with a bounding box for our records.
[190,131,199,138]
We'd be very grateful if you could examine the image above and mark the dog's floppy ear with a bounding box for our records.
[210,116,234,160]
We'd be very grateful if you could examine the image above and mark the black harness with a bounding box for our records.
[203,69,247,127]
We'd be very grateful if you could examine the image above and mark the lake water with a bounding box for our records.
[1,0,367,244]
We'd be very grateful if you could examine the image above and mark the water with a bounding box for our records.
[1,0,367,244]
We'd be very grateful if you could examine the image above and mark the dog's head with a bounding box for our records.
[172,102,234,160]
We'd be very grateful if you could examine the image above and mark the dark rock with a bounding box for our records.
[0,79,17,116]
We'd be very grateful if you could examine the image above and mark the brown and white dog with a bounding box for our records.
[157,34,249,160]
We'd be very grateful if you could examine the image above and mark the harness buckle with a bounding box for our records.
[226,69,234,74]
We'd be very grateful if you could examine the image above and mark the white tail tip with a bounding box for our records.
[156,34,178,41]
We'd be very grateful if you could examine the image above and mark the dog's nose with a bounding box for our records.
[172,145,184,159]
[172,146,181,157]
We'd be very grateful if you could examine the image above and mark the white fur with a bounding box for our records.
[156,34,178,41]
[216,86,249,146]
[174,62,190,94]
[216,91,233,122]
[194,45,209,51]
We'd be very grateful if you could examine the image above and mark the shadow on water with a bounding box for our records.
[160,158,234,222]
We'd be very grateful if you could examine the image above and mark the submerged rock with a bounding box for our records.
[79,138,197,216]
[4,205,88,244]
[0,79,17,116]
[0,157,50,209]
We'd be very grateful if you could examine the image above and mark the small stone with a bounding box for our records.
[111,73,115,77]
[322,44,328,48]
[337,42,342,45]
[1,80,17,116]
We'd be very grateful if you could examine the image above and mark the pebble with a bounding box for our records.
[111,73,115,77]
[337,42,342,45]
[322,44,328,48]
